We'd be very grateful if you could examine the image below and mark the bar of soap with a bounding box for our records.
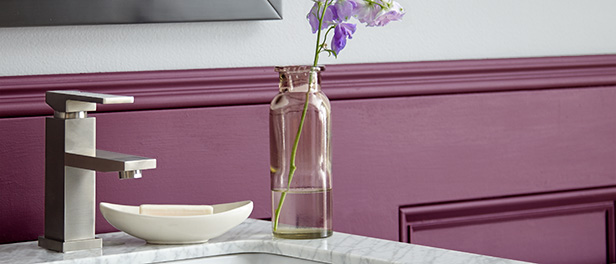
[139,204,214,216]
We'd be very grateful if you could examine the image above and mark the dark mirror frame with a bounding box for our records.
[0,0,282,27]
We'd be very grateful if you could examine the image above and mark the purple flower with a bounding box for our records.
[307,2,337,33]
[304,0,404,59]
[333,0,358,22]
[355,0,405,27]
[331,23,357,54]
[373,1,405,26]
[354,0,381,26]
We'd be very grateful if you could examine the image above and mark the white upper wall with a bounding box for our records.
[1,0,615,77]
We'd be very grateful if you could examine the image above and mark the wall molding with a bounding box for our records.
[1,54,616,118]
[399,186,616,262]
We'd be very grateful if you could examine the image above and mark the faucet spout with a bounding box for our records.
[119,170,142,179]
[65,150,156,179]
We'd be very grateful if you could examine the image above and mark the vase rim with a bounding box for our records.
[275,65,325,73]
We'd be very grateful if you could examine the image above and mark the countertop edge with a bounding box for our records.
[0,219,532,264]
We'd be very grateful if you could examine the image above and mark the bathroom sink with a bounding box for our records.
[161,253,327,264]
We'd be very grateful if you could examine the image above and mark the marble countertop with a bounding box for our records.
[0,219,530,264]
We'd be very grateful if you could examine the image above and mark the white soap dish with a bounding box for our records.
[100,200,253,244]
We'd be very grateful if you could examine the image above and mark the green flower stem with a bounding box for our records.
[273,0,331,232]
[272,88,311,231]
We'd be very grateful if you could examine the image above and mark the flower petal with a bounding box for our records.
[306,3,321,33]
[334,0,358,22]
[331,23,357,54]
[306,3,338,33]
[374,1,405,26]
[355,0,405,27]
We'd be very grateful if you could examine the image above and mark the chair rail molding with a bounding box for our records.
[1,54,616,118]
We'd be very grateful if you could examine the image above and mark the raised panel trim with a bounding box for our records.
[399,186,616,262]
[1,54,616,118]
[408,202,612,232]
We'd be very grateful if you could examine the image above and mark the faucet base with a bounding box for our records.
[38,236,102,252]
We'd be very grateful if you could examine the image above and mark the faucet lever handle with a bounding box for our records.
[46,90,134,113]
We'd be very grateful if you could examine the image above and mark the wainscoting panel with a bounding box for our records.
[1,55,616,263]
[400,187,616,264]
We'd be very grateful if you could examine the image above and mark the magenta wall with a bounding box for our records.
[2,55,616,263]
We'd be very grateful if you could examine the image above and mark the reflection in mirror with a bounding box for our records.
[0,0,282,27]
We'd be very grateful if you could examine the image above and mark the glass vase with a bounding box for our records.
[269,65,332,239]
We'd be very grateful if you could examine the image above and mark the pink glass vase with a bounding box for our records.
[269,66,332,239]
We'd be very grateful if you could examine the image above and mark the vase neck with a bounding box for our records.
[276,66,324,93]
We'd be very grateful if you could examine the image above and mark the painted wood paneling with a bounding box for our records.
[333,86,616,241]
[1,56,615,264]
[2,85,616,244]
[400,188,616,263]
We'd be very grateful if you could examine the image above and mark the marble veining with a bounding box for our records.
[0,219,530,264]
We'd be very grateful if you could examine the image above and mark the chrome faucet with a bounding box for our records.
[38,90,157,252]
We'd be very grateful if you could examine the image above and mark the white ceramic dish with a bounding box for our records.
[100,200,253,244]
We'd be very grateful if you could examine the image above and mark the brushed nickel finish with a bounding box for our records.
[39,90,156,253]
[65,150,156,172]
[54,111,87,119]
